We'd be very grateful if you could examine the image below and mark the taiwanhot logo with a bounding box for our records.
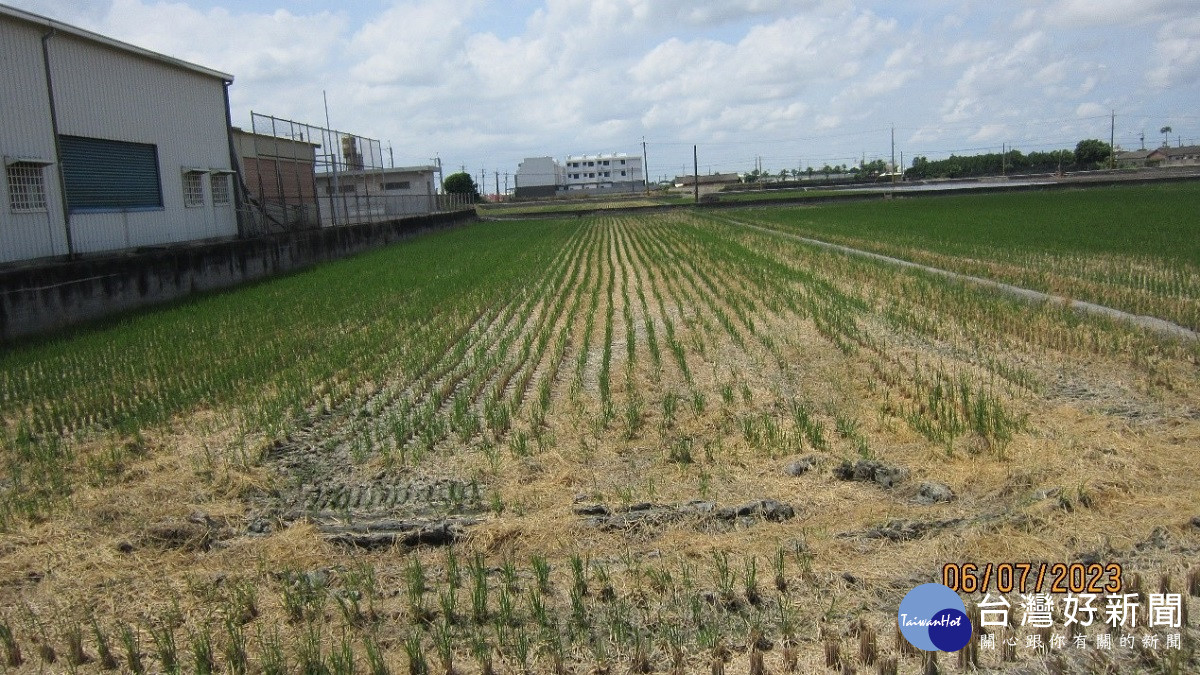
[897,583,972,652]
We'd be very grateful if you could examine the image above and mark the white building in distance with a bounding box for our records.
[0,4,239,264]
[563,153,644,193]
[314,166,439,226]
[514,152,644,198]
[514,157,565,199]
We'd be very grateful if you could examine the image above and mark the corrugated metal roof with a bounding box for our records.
[0,2,234,83]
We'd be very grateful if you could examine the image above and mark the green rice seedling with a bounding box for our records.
[403,632,428,675]
[791,400,828,451]
[469,631,494,675]
[531,555,551,594]
[668,436,693,465]
[569,554,588,597]
[500,558,519,594]
[660,392,679,429]
[569,584,588,629]
[497,585,516,628]
[594,562,616,603]
[406,557,433,624]
[711,551,737,609]
[330,628,355,675]
[471,557,490,625]
[281,569,327,624]
[647,565,674,598]
[222,619,248,675]
[0,618,21,667]
[227,578,260,626]
[508,430,529,458]
[698,469,712,498]
[624,392,644,439]
[540,625,568,675]
[148,622,177,673]
[527,587,550,630]
[692,390,706,416]
[64,622,88,667]
[834,413,859,439]
[362,632,389,675]
[720,383,736,407]
[432,621,454,675]
[743,556,762,606]
[119,623,143,674]
[297,623,329,674]
[438,585,458,626]
[189,624,216,675]
[772,546,788,593]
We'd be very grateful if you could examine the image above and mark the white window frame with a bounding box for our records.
[182,169,206,208]
[5,157,52,213]
[209,171,232,206]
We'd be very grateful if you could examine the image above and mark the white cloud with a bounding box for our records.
[3,0,1197,173]
[1148,16,1200,90]
[1039,0,1195,28]
[348,0,474,86]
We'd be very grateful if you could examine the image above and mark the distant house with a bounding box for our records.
[1160,145,1200,167]
[1,4,239,265]
[314,166,438,226]
[1115,148,1166,168]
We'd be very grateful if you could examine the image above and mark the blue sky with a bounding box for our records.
[7,0,1200,187]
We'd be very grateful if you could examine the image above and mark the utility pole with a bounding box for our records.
[693,145,699,205]
[388,144,394,169]
[1140,132,1145,150]
[494,171,499,201]
[1110,110,1116,170]
[504,172,509,199]
[1001,143,1006,177]
[642,136,650,195]
[890,125,896,186]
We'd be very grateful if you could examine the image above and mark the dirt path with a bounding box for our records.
[722,216,1200,342]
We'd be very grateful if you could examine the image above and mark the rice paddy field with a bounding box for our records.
[1,183,1198,674]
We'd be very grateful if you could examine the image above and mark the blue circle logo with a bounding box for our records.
[898,583,972,652]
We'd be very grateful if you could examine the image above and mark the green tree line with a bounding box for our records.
[907,140,1111,180]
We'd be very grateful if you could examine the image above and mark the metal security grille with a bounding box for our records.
[183,171,205,207]
[59,135,163,211]
[6,163,48,212]
[210,173,230,206]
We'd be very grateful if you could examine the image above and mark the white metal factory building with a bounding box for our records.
[0,4,239,265]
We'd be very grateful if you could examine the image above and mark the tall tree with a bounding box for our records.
[1074,139,1112,168]
[1160,125,1173,147]
[442,172,480,201]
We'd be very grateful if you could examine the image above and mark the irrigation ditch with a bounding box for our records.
[718,216,1200,343]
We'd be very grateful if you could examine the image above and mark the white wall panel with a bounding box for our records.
[0,19,68,262]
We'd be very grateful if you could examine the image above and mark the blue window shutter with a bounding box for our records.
[60,136,163,211]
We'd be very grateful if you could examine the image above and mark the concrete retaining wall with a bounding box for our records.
[0,210,476,343]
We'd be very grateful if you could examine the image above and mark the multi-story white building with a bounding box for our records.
[563,153,644,192]
[0,4,239,264]
[514,152,644,198]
